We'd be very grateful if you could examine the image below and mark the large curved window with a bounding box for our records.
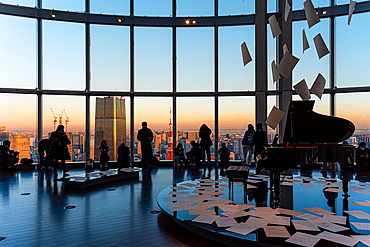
[335,13,370,88]
[177,27,214,92]
[43,20,85,91]
[90,24,130,91]
[0,15,36,89]
[219,25,255,91]
[135,27,172,92]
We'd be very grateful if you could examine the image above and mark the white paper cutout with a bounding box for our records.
[293,79,311,101]
[271,60,281,82]
[266,106,285,130]
[348,0,356,25]
[268,15,282,38]
[303,29,310,53]
[310,73,326,99]
[313,34,330,59]
[304,0,320,28]
[241,42,252,66]
[278,52,300,78]
[285,0,291,22]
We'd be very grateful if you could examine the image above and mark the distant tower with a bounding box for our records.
[166,109,173,160]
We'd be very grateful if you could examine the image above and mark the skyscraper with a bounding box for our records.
[94,97,126,161]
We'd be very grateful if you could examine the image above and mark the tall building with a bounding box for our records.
[10,134,31,161]
[155,134,162,153]
[94,97,126,161]
[186,132,197,143]
[166,112,173,160]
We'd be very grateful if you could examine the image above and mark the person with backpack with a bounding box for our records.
[48,125,71,179]
[218,143,230,171]
[242,124,255,166]
[117,142,130,170]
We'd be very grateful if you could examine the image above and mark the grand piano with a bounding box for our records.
[259,100,355,170]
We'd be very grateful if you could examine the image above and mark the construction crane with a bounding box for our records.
[59,110,63,126]
[50,108,58,130]
[63,109,70,132]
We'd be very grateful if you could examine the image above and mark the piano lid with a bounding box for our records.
[283,100,355,144]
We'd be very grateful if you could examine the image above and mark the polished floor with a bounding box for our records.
[1,166,369,247]
[0,167,226,247]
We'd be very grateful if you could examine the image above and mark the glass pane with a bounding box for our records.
[135,0,172,16]
[43,95,86,162]
[135,97,172,161]
[177,97,214,160]
[1,0,35,7]
[42,0,85,12]
[335,13,370,88]
[336,93,370,144]
[176,0,214,17]
[293,93,330,115]
[0,15,36,89]
[292,19,330,90]
[90,24,130,91]
[0,94,37,163]
[91,96,130,161]
[177,27,214,92]
[267,0,277,13]
[135,27,172,92]
[219,97,254,161]
[90,0,129,15]
[336,0,368,5]
[292,0,330,10]
[43,20,85,90]
[218,0,254,16]
[268,24,277,91]
[219,25,255,91]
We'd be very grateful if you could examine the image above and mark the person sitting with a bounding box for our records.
[38,139,51,171]
[117,143,130,171]
[174,143,185,167]
[0,140,19,171]
[186,141,201,166]
[356,142,370,172]
[218,143,230,171]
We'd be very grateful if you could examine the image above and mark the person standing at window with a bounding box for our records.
[137,121,154,171]
[99,140,110,171]
[242,124,255,166]
[49,125,71,179]
[199,124,212,171]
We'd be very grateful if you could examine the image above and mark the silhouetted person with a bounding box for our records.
[199,124,212,171]
[186,140,201,166]
[251,123,267,173]
[117,142,130,170]
[137,121,153,170]
[99,140,110,171]
[38,139,51,171]
[0,140,19,171]
[218,143,230,172]
[242,124,255,166]
[174,143,185,167]
[49,125,71,179]
[356,142,370,172]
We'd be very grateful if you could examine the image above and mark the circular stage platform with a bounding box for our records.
[157,170,370,246]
